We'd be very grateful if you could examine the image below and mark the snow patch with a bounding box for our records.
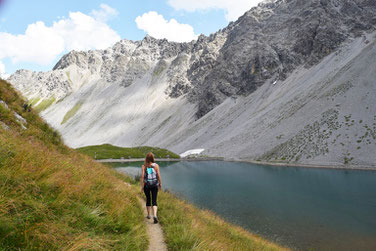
[180,149,205,157]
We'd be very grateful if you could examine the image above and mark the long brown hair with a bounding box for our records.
[144,152,154,166]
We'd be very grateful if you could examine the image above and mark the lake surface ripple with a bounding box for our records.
[112,161,376,251]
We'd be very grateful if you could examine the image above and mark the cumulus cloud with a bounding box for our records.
[0,4,120,66]
[0,21,64,65]
[53,11,120,51]
[167,0,264,21]
[135,11,198,43]
[0,60,9,79]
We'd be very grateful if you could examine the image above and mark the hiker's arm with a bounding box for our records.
[140,165,145,191]
[156,164,162,189]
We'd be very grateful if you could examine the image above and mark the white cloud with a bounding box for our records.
[91,3,118,22]
[53,11,120,51]
[0,60,9,79]
[0,21,65,65]
[167,0,264,21]
[0,4,120,66]
[135,11,198,43]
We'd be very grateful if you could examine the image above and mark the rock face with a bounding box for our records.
[7,0,376,167]
[188,0,376,117]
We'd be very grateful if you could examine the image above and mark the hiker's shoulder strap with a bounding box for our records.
[142,165,147,174]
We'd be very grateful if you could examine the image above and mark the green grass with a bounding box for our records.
[28,96,41,106]
[35,96,56,112]
[159,191,287,250]
[153,65,166,76]
[0,79,148,250]
[152,60,167,77]
[128,181,288,251]
[76,144,180,159]
[66,71,73,84]
[61,101,83,124]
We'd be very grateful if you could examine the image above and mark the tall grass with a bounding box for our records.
[156,191,289,251]
[0,80,148,250]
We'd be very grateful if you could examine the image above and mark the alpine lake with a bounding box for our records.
[108,161,376,251]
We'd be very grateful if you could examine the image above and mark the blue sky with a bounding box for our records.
[0,0,263,76]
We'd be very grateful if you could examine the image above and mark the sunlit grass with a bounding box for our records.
[61,101,83,125]
[0,80,148,250]
[0,131,148,250]
[35,96,56,112]
[77,144,180,159]
[28,96,41,106]
[159,191,289,250]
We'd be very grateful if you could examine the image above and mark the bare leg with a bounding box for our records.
[146,206,151,217]
[152,206,158,217]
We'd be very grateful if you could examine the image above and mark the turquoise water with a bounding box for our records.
[112,161,376,250]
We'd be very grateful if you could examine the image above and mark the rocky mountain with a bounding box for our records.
[7,0,376,168]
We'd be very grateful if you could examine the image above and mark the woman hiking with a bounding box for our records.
[141,152,162,224]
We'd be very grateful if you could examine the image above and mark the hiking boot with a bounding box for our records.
[153,216,159,224]
[146,215,151,219]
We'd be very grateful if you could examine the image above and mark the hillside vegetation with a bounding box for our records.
[1,79,286,250]
[157,191,288,251]
[76,144,180,159]
[0,80,147,250]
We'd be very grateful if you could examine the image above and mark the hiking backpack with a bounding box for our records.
[144,163,159,188]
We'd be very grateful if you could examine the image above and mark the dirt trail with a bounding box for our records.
[122,182,167,250]
[138,197,168,251]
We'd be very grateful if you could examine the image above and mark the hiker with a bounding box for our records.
[141,152,162,224]
[23,103,32,112]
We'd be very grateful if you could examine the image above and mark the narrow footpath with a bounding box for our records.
[123,182,167,250]
[138,197,168,251]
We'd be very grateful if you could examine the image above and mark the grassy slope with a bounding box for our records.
[0,80,147,250]
[77,144,180,159]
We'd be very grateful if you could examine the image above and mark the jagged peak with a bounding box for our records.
[8,0,376,121]
[14,69,33,75]
[143,34,156,40]
[53,50,83,70]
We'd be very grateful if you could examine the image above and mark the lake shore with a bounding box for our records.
[97,157,376,171]
[96,156,223,163]
[114,159,376,250]
[237,160,376,171]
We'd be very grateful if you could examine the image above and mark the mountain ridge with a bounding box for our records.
[7,0,376,167]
